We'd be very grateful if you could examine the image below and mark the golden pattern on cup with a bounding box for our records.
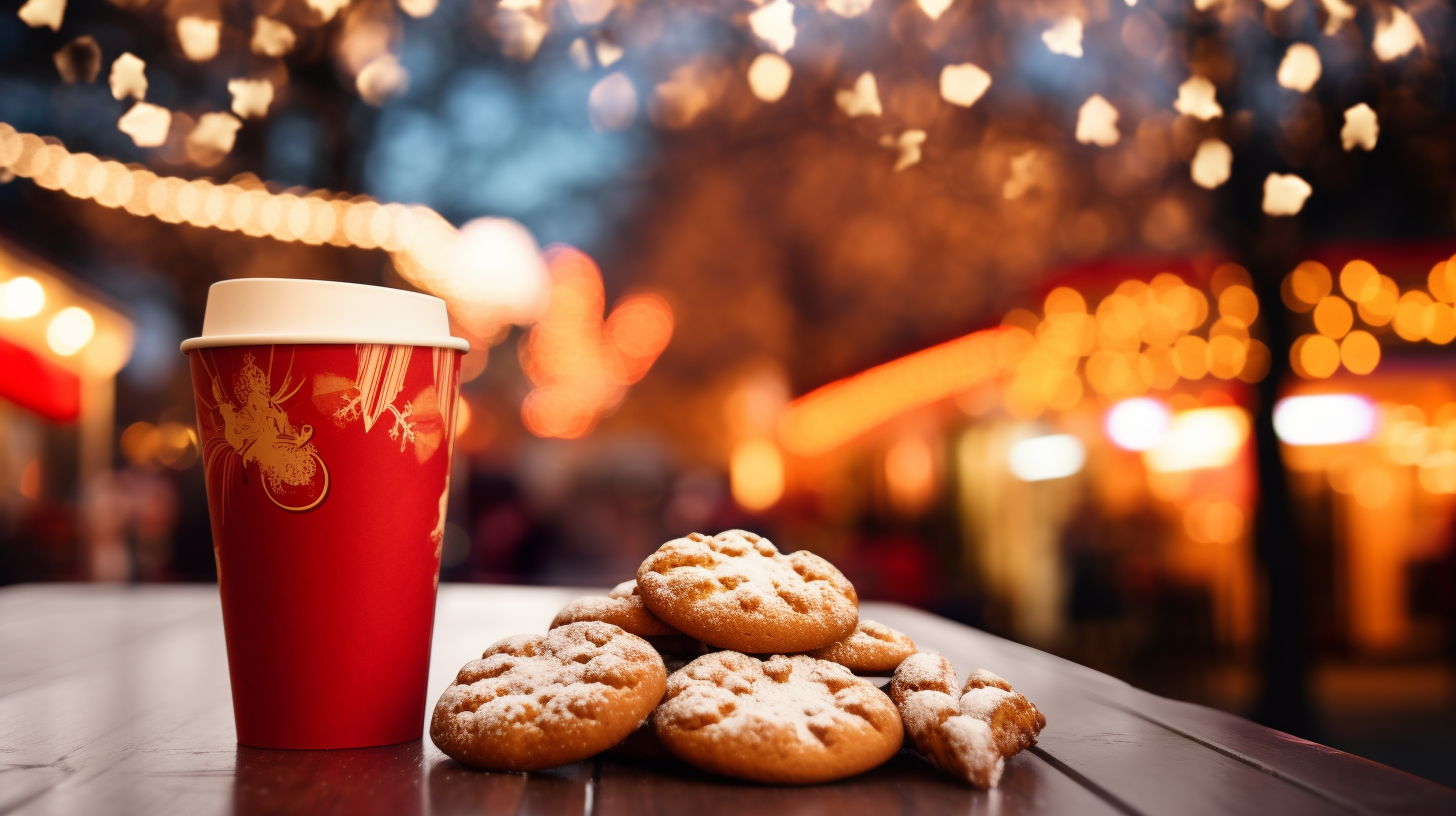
[201,349,330,514]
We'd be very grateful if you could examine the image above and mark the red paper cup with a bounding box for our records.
[182,279,468,749]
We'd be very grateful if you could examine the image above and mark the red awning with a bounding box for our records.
[0,334,80,422]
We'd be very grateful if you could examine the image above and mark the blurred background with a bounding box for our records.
[2,0,1455,788]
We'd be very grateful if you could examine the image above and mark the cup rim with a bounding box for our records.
[181,335,470,352]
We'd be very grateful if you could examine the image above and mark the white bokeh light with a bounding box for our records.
[47,306,95,356]
[0,276,46,319]
[1105,398,1171,451]
[445,217,550,334]
[1144,407,1249,473]
[1008,434,1086,482]
[1273,394,1376,446]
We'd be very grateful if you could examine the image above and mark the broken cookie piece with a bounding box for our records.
[899,689,1005,788]
[890,654,1046,788]
[889,651,960,705]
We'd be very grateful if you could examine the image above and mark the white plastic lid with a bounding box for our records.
[180,278,469,352]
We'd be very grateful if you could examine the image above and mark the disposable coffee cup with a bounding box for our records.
[182,278,468,749]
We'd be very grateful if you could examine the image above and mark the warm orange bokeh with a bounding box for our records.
[520,247,674,439]
[778,326,1011,457]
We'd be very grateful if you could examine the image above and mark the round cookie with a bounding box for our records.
[637,530,858,653]
[430,621,667,771]
[806,620,916,674]
[550,580,683,638]
[653,651,903,784]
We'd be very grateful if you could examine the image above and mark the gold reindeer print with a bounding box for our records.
[205,352,330,513]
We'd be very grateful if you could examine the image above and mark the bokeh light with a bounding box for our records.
[1172,335,1208,380]
[730,438,784,512]
[1393,291,1433,342]
[0,276,46,319]
[1339,330,1380,374]
[520,247,674,439]
[1340,260,1380,303]
[1356,276,1399,326]
[885,437,936,515]
[1298,334,1340,379]
[45,306,94,355]
[1144,407,1248,473]
[1105,398,1170,452]
[1184,500,1244,544]
[1274,395,1377,446]
[1427,258,1455,303]
[1313,296,1353,339]
[1424,302,1456,344]
[747,54,792,103]
[1008,434,1085,482]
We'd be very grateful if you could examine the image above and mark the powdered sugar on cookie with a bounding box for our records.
[431,621,666,771]
[637,530,858,653]
[889,651,960,705]
[897,688,958,733]
[550,591,682,638]
[941,715,1005,787]
[653,652,903,784]
[890,654,1044,788]
[960,684,1046,756]
[959,686,1013,720]
[556,595,631,622]
[897,688,1005,788]
[609,580,639,599]
[962,668,1012,693]
[808,619,916,674]
[664,655,871,746]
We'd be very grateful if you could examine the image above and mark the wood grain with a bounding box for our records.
[594,749,1126,816]
[869,604,1456,815]
[0,584,1451,816]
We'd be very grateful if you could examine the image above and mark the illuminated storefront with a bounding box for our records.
[0,238,133,575]
[750,248,1456,670]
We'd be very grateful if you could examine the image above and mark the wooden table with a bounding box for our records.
[1,584,1452,815]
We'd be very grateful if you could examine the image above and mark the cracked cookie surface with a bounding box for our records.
[652,651,903,784]
[636,530,858,653]
[429,621,667,771]
[806,620,916,674]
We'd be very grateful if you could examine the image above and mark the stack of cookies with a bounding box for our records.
[430,529,1045,787]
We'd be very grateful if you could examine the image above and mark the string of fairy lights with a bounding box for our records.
[0,120,490,355]
[2,0,1447,451]
[9,0,1427,214]
[0,123,448,255]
